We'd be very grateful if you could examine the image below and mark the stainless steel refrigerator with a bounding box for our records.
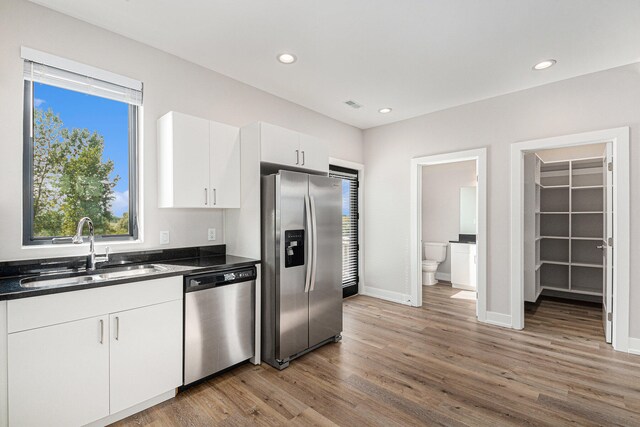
[261,170,343,369]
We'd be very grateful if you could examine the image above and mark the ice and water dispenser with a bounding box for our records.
[284,229,305,268]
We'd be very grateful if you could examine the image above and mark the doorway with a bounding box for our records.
[409,148,487,323]
[510,127,630,352]
[420,160,477,308]
[329,160,363,299]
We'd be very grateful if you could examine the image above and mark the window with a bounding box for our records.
[329,165,360,298]
[22,50,142,245]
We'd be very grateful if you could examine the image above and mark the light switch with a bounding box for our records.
[160,231,170,245]
[208,228,216,241]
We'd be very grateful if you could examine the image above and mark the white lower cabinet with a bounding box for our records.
[109,300,183,414]
[6,277,183,427]
[8,315,110,427]
[451,243,477,290]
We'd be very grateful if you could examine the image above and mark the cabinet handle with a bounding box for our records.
[99,319,104,344]
[295,150,300,165]
[205,188,208,205]
[213,188,217,205]
[301,150,305,166]
[115,316,120,341]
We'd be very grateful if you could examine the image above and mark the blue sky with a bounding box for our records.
[34,82,129,216]
[342,180,350,216]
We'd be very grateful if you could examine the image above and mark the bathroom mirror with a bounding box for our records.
[459,186,477,234]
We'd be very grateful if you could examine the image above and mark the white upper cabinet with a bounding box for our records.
[158,111,240,208]
[299,133,329,172]
[260,122,300,167]
[158,112,210,208]
[257,122,329,172]
[210,120,241,208]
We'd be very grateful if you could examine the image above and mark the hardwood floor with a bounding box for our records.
[113,284,640,426]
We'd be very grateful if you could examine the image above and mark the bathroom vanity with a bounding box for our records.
[450,241,477,290]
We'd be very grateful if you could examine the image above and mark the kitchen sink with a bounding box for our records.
[20,264,167,288]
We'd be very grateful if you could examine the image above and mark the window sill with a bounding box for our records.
[21,239,143,250]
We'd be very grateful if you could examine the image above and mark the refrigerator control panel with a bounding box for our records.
[284,229,305,268]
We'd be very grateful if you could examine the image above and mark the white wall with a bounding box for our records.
[0,0,362,261]
[421,160,476,278]
[363,63,640,338]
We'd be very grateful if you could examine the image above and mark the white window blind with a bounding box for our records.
[329,166,359,289]
[22,48,142,106]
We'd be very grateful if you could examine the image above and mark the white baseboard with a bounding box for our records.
[483,311,512,328]
[87,390,175,427]
[629,337,640,355]
[435,272,451,282]
[360,286,412,306]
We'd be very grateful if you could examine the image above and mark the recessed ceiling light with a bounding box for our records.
[277,53,297,64]
[533,59,556,70]
[378,107,392,114]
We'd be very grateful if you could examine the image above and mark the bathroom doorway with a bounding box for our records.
[409,148,487,323]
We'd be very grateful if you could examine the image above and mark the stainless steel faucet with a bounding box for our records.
[72,217,110,270]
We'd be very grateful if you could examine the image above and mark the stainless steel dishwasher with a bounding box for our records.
[183,266,256,386]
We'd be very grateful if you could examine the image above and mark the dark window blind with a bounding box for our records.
[329,165,359,289]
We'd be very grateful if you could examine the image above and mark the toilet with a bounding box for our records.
[422,242,448,286]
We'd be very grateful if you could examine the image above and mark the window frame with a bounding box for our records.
[22,80,140,246]
[329,164,360,298]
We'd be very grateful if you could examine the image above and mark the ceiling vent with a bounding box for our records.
[344,100,362,109]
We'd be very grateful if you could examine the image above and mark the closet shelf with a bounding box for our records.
[540,236,569,240]
[572,185,604,190]
[541,260,570,266]
[540,211,569,214]
[571,211,603,214]
[541,184,570,189]
[571,236,602,241]
[571,262,603,268]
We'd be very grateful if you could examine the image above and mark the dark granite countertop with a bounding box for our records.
[0,246,259,301]
[449,240,477,244]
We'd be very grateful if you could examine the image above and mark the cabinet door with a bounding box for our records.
[8,315,110,427]
[210,121,241,208]
[260,122,300,167]
[170,112,210,207]
[451,244,476,290]
[109,300,183,414]
[299,133,329,172]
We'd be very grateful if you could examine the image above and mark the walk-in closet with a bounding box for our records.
[523,143,613,342]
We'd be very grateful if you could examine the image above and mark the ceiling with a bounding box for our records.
[29,0,640,129]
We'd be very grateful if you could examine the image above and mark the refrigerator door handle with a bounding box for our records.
[304,193,313,293]
[310,195,318,292]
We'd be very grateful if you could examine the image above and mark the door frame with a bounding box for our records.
[329,158,365,296]
[509,127,630,352]
[409,148,487,321]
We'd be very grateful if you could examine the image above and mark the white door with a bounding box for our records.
[8,315,110,427]
[299,133,329,172]
[171,112,210,207]
[602,144,613,343]
[260,122,300,167]
[109,300,183,414]
[210,121,241,208]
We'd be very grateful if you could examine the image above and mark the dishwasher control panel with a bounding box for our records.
[185,266,257,292]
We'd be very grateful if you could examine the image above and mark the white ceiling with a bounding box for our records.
[29,0,640,129]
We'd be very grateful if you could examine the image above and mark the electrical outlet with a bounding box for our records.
[207,228,216,241]
[159,231,170,245]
